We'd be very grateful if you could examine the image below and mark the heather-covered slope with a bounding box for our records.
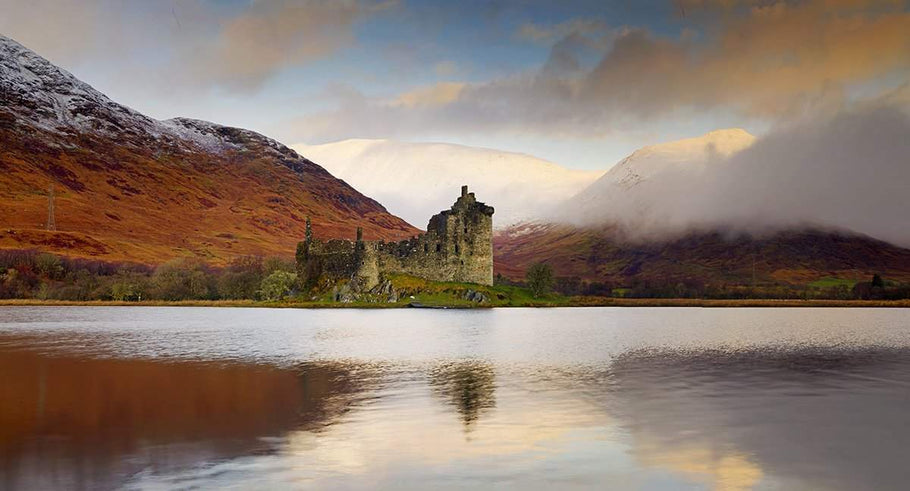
[494,223,910,288]
[0,35,418,265]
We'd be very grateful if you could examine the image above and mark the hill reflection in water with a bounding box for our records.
[605,347,910,490]
[0,344,375,489]
[1,307,910,489]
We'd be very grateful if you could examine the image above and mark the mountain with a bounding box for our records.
[494,222,910,288]
[558,128,756,225]
[291,139,602,227]
[495,127,910,289]
[0,35,418,265]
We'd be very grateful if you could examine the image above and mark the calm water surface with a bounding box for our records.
[1,307,909,490]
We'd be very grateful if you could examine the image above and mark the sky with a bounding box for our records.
[1,0,908,170]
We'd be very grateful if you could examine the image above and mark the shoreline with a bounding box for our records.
[2,298,909,308]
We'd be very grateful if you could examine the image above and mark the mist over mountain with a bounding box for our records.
[558,128,756,223]
[292,139,602,227]
[555,106,910,247]
[493,106,910,287]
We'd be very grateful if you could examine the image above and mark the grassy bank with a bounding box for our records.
[4,273,910,308]
[3,298,910,308]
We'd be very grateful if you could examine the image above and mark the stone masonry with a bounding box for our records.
[297,186,494,289]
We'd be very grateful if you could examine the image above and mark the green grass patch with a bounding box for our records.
[612,288,631,297]
[809,277,858,289]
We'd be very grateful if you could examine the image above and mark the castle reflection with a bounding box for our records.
[4,331,910,490]
[428,361,496,431]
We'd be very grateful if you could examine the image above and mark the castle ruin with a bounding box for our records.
[297,186,494,290]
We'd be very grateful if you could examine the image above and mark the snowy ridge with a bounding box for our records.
[0,34,288,156]
[0,34,160,135]
[292,138,603,227]
[558,128,756,224]
[598,128,756,190]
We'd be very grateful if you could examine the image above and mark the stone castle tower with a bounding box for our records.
[298,186,494,288]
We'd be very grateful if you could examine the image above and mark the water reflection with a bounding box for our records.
[1,307,910,489]
[606,347,910,490]
[0,342,373,490]
[429,361,496,431]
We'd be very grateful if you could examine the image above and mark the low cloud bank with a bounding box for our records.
[558,104,910,247]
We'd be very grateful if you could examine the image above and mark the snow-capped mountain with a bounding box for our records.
[0,34,417,264]
[0,34,159,136]
[493,123,910,285]
[596,129,755,190]
[292,139,603,227]
[558,128,756,224]
[0,34,307,156]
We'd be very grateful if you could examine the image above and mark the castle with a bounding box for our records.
[297,186,494,290]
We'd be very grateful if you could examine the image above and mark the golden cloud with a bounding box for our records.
[392,82,466,108]
[293,0,910,142]
[190,0,399,90]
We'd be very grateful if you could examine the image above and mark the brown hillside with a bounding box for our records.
[0,35,418,265]
[494,223,910,286]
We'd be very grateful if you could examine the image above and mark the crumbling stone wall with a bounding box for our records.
[298,186,494,289]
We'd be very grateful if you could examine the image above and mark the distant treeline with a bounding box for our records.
[2,250,909,302]
[497,272,910,301]
[0,250,297,301]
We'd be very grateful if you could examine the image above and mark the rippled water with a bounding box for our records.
[1,306,909,490]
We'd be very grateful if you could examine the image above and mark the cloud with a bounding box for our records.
[434,60,458,77]
[516,18,610,44]
[184,0,397,91]
[0,0,396,92]
[291,0,910,141]
[392,82,466,108]
[0,0,131,64]
[559,103,910,247]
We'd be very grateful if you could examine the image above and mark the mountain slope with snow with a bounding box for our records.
[494,110,910,287]
[0,35,417,264]
[559,128,756,225]
[292,139,603,227]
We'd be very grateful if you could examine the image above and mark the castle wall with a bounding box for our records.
[298,186,494,289]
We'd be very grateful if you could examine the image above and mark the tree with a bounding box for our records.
[264,256,295,275]
[260,271,297,301]
[109,270,146,301]
[35,253,63,279]
[872,274,885,288]
[111,281,137,301]
[217,255,264,299]
[152,258,214,300]
[525,262,554,298]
